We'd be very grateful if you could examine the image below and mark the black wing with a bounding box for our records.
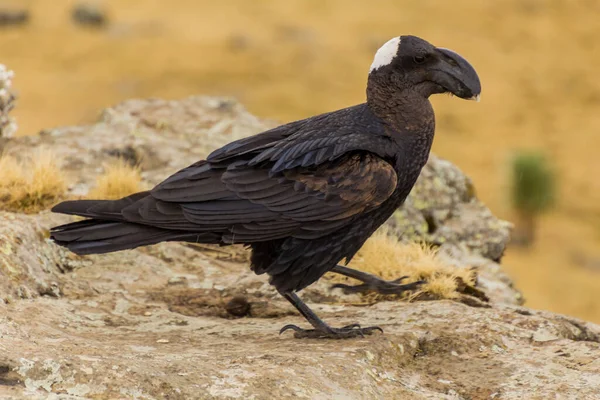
[84,104,399,243]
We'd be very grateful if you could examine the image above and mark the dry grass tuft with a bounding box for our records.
[0,153,26,190]
[87,158,144,200]
[0,149,66,212]
[328,229,476,302]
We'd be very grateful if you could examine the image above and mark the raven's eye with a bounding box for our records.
[413,55,426,64]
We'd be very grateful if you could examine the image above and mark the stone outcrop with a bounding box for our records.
[2,97,598,399]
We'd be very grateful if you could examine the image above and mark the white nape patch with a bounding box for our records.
[369,37,402,72]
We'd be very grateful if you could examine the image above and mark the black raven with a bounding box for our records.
[51,35,481,339]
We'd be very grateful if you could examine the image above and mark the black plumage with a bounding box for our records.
[51,35,481,339]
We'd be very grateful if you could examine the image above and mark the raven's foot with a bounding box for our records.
[331,276,423,295]
[279,323,383,339]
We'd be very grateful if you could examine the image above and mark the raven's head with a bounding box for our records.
[368,35,481,101]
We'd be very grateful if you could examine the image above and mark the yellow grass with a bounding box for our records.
[0,153,26,191]
[329,230,476,301]
[87,158,144,200]
[0,150,66,212]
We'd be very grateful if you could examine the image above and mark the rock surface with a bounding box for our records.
[2,96,598,399]
[0,217,599,399]
[0,96,517,305]
[0,64,17,138]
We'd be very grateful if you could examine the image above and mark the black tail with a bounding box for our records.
[50,219,203,255]
[50,192,215,255]
[51,191,151,220]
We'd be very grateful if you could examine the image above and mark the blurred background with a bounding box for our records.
[1,0,599,322]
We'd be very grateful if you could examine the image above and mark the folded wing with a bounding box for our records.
[131,151,397,243]
[54,104,399,245]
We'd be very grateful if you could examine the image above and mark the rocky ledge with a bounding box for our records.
[1,97,598,399]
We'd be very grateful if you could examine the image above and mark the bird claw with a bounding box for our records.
[331,277,424,295]
[280,323,383,339]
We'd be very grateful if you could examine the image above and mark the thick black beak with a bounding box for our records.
[436,48,481,101]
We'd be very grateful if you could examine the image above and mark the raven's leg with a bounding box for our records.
[279,292,382,339]
[330,265,423,295]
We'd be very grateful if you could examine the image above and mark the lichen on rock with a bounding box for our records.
[0,64,17,138]
[387,154,512,263]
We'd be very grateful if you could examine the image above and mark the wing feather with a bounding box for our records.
[132,104,399,242]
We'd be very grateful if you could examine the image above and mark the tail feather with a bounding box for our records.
[51,219,148,242]
[50,191,219,255]
[51,219,217,255]
[51,191,151,220]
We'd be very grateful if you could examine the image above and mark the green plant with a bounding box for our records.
[510,151,556,245]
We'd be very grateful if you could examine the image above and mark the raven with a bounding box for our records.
[51,35,481,339]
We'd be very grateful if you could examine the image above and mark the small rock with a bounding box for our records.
[0,360,20,387]
[72,3,108,28]
[168,318,188,326]
[532,329,560,342]
[491,344,504,353]
[225,296,251,317]
[104,145,141,166]
[0,9,28,27]
[80,366,93,375]
[38,282,61,298]
[168,276,187,286]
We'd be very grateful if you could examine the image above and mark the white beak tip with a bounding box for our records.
[470,94,481,102]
